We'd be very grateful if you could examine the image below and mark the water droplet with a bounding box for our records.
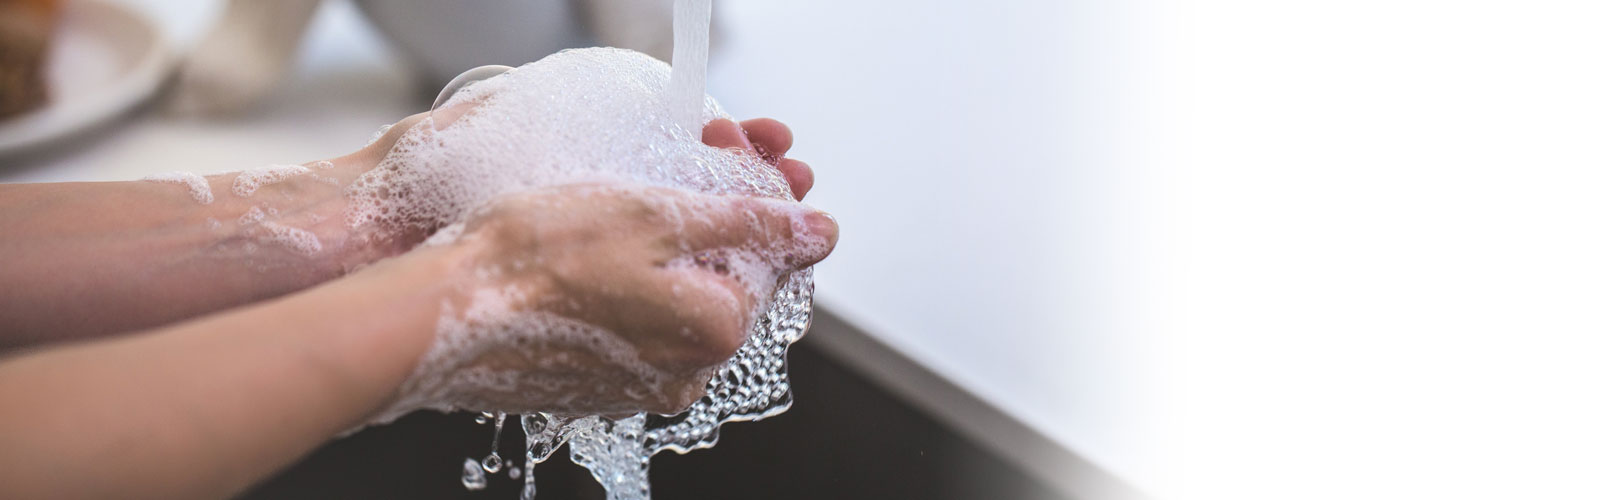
[520,475,538,500]
[461,458,487,491]
[483,452,503,473]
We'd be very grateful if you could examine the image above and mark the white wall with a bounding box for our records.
[709,1,1166,494]
[716,1,1600,499]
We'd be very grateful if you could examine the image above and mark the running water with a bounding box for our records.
[667,0,713,142]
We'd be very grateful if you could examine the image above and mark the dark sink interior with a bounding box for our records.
[240,334,1065,500]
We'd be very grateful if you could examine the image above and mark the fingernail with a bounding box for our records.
[737,126,755,150]
[804,210,839,241]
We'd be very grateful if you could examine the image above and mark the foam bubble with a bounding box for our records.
[238,206,265,225]
[142,171,214,205]
[258,221,323,255]
[364,124,394,148]
[233,164,310,197]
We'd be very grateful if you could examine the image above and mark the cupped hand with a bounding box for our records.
[397,183,838,417]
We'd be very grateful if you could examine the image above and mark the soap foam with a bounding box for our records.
[345,48,817,500]
[233,164,310,197]
[142,171,214,205]
[257,221,323,255]
[344,48,790,237]
[238,206,265,225]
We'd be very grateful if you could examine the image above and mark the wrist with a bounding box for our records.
[309,111,439,271]
[322,235,486,423]
[205,146,424,279]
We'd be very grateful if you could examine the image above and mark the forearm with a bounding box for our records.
[0,150,404,349]
[0,242,464,499]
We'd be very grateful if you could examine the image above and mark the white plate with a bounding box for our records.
[0,0,173,155]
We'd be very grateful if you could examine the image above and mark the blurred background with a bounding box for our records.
[5,0,1600,499]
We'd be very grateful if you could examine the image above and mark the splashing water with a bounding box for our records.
[496,268,811,500]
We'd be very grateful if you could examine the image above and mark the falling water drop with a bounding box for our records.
[461,458,488,491]
[520,472,537,500]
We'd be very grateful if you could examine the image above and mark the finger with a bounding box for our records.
[653,268,756,366]
[701,119,754,150]
[679,195,839,269]
[430,95,486,130]
[587,264,753,371]
[431,65,514,112]
[356,112,429,158]
[776,158,814,201]
[740,118,793,158]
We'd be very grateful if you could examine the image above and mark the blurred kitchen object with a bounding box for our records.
[0,0,61,118]
[170,0,702,116]
[163,0,319,116]
[0,0,172,155]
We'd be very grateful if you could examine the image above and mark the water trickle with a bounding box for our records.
[483,411,507,473]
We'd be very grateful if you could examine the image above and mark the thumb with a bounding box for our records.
[680,195,839,270]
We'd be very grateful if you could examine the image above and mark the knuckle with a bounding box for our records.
[698,313,748,364]
[654,379,710,415]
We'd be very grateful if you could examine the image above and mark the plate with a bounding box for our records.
[0,0,173,155]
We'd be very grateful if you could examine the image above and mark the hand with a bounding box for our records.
[234,110,816,277]
[386,183,838,418]
[701,118,815,201]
